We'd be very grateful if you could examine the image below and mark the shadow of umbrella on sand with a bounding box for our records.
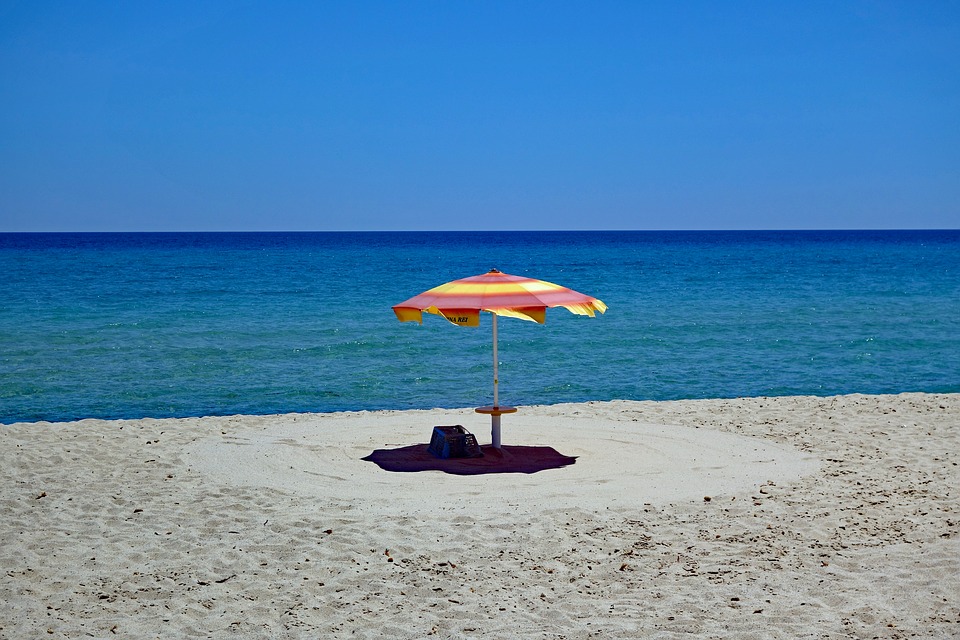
[362,444,577,476]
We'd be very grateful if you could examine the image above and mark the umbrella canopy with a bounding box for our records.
[393,269,606,448]
[392,269,607,326]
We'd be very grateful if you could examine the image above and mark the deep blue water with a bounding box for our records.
[1,230,958,423]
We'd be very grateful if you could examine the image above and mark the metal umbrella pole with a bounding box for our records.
[491,313,501,448]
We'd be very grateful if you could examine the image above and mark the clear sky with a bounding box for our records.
[1,1,957,231]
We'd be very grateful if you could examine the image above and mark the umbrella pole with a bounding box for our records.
[491,313,501,448]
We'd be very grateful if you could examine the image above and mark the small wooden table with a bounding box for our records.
[474,405,518,417]
[475,406,517,448]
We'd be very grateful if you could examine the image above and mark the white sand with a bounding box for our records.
[1,393,957,639]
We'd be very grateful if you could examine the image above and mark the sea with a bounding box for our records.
[1,230,958,424]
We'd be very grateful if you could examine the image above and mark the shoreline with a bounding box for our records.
[1,393,957,638]
[6,387,960,428]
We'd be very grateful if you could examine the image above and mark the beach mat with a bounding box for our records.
[361,443,577,475]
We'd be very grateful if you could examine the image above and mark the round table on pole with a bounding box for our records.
[475,405,517,449]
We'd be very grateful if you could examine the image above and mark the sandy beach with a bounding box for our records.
[1,393,957,639]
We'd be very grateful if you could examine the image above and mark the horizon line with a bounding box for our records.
[2,228,959,234]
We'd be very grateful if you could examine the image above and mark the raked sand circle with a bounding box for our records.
[187,407,819,514]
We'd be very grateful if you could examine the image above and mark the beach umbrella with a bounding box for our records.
[393,269,606,448]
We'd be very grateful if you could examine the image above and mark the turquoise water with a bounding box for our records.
[1,231,958,423]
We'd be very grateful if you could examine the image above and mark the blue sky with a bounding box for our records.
[1,1,957,231]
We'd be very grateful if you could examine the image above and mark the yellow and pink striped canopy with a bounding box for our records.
[393,269,607,326]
